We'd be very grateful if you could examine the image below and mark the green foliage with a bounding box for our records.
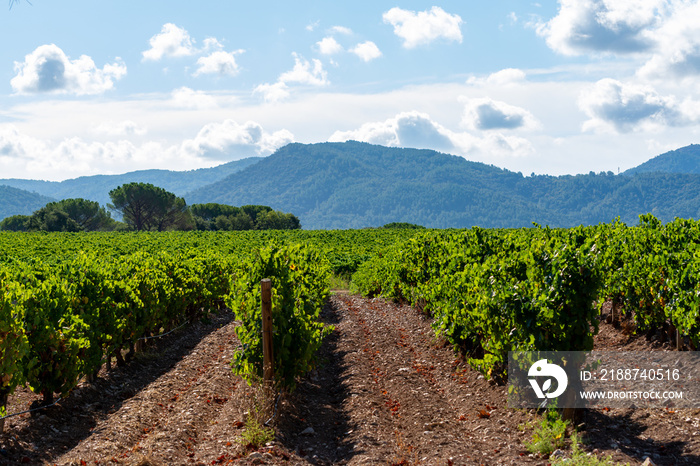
[525,410,569,456]
[0,229,413,406]
[238,409,275,448]
[551,432,626,466]
[227,243,331,390]
[109,182,193,231]
[0,215,30,232]
[190,203,300,231]
[382,222,425,229]
[0,267,29,401]
[23,198,116,232]
[353,226,601,377]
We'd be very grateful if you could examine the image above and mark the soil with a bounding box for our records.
[0,294,699,465]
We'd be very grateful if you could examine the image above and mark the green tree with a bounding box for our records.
[108,183,193,231]
[255,210,301,230]
[0,215,30,231]
[24,199,116,232]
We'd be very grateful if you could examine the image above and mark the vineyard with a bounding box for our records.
[0,218,699,464]
[0,229,420,418]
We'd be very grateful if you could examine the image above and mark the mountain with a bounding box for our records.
[6,141,700,229]
[0,157,262,210]
[0,185,56,220]
[624,144,700,175]
[186,141,700,229]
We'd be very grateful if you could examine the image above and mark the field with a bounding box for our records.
[1,220,700,465]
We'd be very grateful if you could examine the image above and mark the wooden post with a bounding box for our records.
[261,279,274,396]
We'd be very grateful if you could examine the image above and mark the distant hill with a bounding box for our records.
[624,144,700,175]
[0,185,56,220]
[6,141,700,228]
[0,157,262,210]
[186,141,700,229]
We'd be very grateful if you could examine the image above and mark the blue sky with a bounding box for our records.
[1,1,699,180]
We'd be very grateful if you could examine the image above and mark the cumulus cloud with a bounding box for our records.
[0,118,295,179]
[170,87,218,109]
[193,50,243,77]
[537,0,663,55]
[461,97,539,131]
[317,36,343,55]
[142,23,197,61]
[637,2,700,79]
[181,119,294,160]
[487,68,527,85]
[0,125,175,179]
[383,6,463,48]
[11,44,126,95]
[350,41,382,62]
[578,78,687,132]
[254,53,328,103]
[328,111,533,158]
[253,82,290,104]
[279,53,328,86]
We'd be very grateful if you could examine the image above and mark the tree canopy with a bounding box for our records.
[108,183,193,231]
[190,203,301,231]
[0,198,116,232]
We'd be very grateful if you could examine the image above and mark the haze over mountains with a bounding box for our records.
[3,141,700,229]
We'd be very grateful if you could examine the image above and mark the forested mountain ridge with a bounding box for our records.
[624,144,700,175]
[5,142,700,228]
[0,157,261,209]
[0,185,56,220]
[186,141,700,228]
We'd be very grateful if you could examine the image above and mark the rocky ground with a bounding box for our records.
[0,294,698,465]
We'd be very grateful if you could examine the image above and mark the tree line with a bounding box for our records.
[0,182,301,232]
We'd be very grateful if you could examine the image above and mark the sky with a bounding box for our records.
[2,1,700,181]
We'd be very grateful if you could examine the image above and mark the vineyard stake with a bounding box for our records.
[261,279,274,396]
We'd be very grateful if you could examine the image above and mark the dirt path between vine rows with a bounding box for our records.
[1,294,700,465]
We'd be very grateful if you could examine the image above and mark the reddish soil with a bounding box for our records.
[0,295,698,465]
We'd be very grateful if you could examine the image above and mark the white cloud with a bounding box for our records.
[0,125,177,179]
[93,120,147,137]
[637,2,700,79]
[142,23,197,61]
[253,82,291,104]
[578,78,687,132]
[0,125,46,158]
[488,68,527,85]
[317,36,343,55]
[350,41,382,62]
[382,6,463,48]
[170,87,218,109]
[279,53,329,86]
[328,110,533,158]
[330,26,353,35]
[306,20,319,32]
[0,118,295,180]
[202,37,224,52]
[193,50,243,77]
[460,97,539,131]
[537,0,663,56]
[11,44,126,95]
[181,119,294,160]
[254,53,328,103]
